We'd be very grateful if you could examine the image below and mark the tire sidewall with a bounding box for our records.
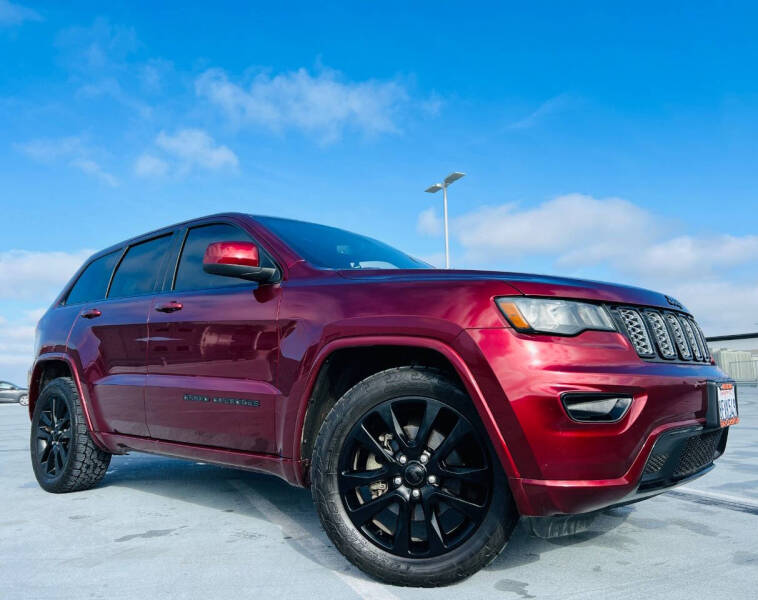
[312,368,516,586]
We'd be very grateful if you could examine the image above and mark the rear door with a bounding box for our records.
[66,234,174,437]
[145,222,281,453]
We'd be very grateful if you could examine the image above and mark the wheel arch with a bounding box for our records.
[293,336,520,486]
[28,354,107,449]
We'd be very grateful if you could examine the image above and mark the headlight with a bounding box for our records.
[495,297,616,335]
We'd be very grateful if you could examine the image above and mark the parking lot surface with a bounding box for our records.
[1,388,756,600]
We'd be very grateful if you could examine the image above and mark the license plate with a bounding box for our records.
[717,383,739,427]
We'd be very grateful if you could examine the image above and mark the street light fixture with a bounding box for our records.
[424,171,465,269]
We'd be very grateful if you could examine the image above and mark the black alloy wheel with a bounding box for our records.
[338,396,492,558]
[35,394,72,479]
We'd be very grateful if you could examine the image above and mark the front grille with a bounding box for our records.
[664,313,692,359]
[679,318,703,361]
[645,311,676,359]
[673,430,722,478]
[612,306,710,363]
[617,308,655,357]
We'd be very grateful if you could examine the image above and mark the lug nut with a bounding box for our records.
[419,454,429,464]
[427,475,437,484]
[398,454,407,465]
[393,476,402,486]
[411,489,420,499]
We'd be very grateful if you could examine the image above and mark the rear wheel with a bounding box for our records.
[18,394,29,406]
[311,367,517,587]
[30,377,111,493]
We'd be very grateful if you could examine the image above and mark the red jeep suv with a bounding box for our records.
[28,213,738,586]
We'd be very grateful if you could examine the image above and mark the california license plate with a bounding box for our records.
[717,383,739,427]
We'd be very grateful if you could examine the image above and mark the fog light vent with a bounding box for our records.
[561,394,632,423]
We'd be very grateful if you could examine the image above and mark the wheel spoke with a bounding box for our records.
[54,446,64,473]
[374,404,409,452]
[353,424,393,463]
[338,466,389,493]
[38,440,51,464]
[46,446,57,474]
[391,501,412,555]
[348,490,401,527]
[438,464,489,486]
[430,418,471,465]
[421,496,447,553]
[413,402,440,449]
[433,490,486,522]
[59,429,72,441]
[37,426,52,443]
[40,412,53,429]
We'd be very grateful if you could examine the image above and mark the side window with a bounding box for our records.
[174,224,272,291]
[66,250,121,305]
[0,382,12,390]
[109,235,173,299]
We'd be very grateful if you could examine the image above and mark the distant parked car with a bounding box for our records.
[0,381,28,405]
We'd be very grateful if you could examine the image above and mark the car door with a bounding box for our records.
[65,234,175,437]
[0,382,15,402]
[145,222,281,454]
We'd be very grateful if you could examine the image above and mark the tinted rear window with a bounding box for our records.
[174,223,261,291]
[66,250,120,305]
[108,235,172,299]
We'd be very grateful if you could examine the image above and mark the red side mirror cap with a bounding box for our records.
[202,242,277,282]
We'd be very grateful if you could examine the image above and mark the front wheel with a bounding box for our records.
[18,394,29,406]
[30,377,111,493]
[311,367,517,587]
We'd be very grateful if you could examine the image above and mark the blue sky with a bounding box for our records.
[1,1,758,383]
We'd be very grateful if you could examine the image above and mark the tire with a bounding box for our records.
[30,377,111,493]
[19,394,29,406]
[311,366,518,587]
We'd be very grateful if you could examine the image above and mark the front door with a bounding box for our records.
[145,223,281,454]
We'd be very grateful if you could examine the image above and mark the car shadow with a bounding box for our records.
[102,452,634,579]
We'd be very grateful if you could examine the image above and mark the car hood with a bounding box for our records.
[336,269,688,313]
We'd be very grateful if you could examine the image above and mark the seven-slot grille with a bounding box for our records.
[612,306,710,362]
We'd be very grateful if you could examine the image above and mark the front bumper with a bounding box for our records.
[458,327,734,516]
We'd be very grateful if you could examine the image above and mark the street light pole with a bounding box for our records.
[442,184,449,269]
[425,172,465,269]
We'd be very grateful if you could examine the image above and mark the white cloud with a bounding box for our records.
[509,93,576,130]
[134,153,169,177]
[417,207,443,236]
[70,158,120,187]
[55,18,139,70]
[455,194,657,262]
[135,128,238,178]
[442,193,757,335]
[78,78,152,119]
[195,66,410,143]
[0,249,92,300]
[16,136,119,187]
[0,0,41,26]
[156,129,238,170]
[0,251,90,384]
[0,309,46,386]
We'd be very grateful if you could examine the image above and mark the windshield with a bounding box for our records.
[255,216,431,270]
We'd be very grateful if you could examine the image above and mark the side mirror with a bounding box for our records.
[202,242,277,282]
